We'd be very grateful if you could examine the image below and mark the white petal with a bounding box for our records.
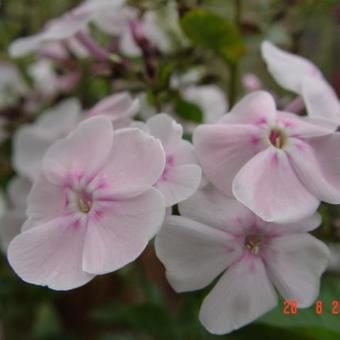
[199,256,277,335]
[261,41,322,94]
[43,116,113,185]
[264,233,330,308]
[155,164,201,206]
[82,188,165,274]
[7,217,94,290]
[232,147,319,223]
[179,184,255,235]
[155,216,241,292]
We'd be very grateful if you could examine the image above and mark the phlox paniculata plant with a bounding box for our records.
[0,0,339,336]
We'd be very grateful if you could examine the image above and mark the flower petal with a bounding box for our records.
[88,92,139,122]
[25,173,64,228]
[100,128,165,198]
[277,111,334,138]
[194,124,264,196]
[199,256,277,335]
[288,137,340,204]
[264,233,330,308]
[219,91,276,125]
[82,188,165,274]
[179,184,255,235]
[155,216,241,292]
[147,113,183,153]
[261,41,322,93]
[302,77,340,123]
[259,213,321,236]
[232,147,319,223]
[43,116,113,185]
[7,217,94,290]
[155,164,201,206]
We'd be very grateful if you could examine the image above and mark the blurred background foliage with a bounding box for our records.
[1,0,340,339]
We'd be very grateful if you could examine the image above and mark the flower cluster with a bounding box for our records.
[0,0,339,336]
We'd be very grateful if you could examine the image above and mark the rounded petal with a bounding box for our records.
[259,212,321,236]
[193,124,265,196]
[155,164,201,206]
[302,77,340,123]
[287,138,340,204]
[155,216,241,292]
[219,91,277,125]
[232,147,319,223]
[261,41,322,94]
[277,112,334,138]
[100,128,165,198]
[179,184,255,235]
[199,256,277,335]
[147,114,183,152]
[264,233,330,308]
[172,140,198,165]
[82,188,165,275]
[25,173,64,228]
[7,217,94,290]
[88,92,140,122]
[43,116,114,185]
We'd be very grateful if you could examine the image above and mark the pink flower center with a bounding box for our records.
[77,190,93,213]
[245,234,262,255]
[269,128,287,149]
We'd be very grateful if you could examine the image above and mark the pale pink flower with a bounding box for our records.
[131,114,201,206]
[261,41,340,123]
[9,0,125,58]
[120,1,186,57]
[0,177,32,252]
[7,116,166,290]
[194,91,340,223]
[155,185,330,334]
[88,92,140,128]
[13,98,83,181]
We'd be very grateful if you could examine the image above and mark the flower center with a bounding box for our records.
[76,191,93,214]
[269,128,287,149]
[245,234,262,255]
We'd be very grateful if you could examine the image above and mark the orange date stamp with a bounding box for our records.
[283,300,340,315]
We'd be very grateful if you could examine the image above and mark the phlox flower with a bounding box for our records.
[155,185,330,335]
[14,93,139,181]
[0,177,31,251]
[261,41,340,124]
[8,0,126,58]
[14,98,83,181]
[8,116,166,290]
[132,114,201,206]
[120,1,186,57]
[88,92,140,129]
[194,91,340,223]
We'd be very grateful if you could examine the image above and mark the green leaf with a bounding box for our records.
[180,9,244,63]
[175,99,203,123]
[259,276,340,334]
